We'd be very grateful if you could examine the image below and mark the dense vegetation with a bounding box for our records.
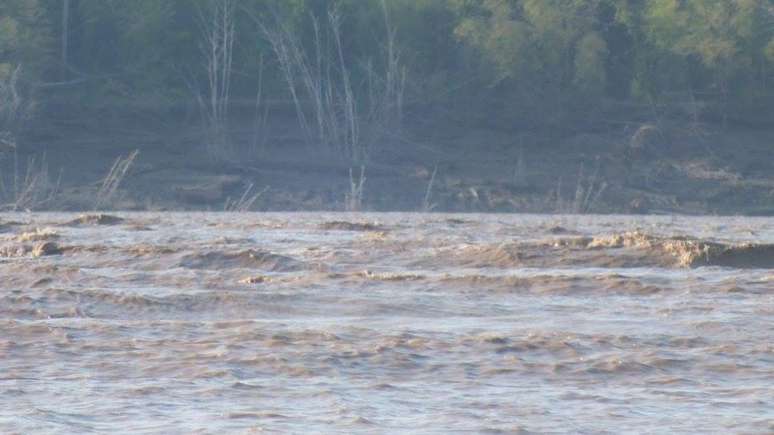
[2,0,773,160]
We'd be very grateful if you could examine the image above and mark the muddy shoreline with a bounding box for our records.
[7,112,774,215]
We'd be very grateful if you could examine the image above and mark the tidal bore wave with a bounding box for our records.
[0,213,772,433]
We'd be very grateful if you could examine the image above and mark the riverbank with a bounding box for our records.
[6,108,774,215]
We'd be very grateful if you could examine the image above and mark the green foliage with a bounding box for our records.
[574,31,608,95]
[0,0,52,79]
[5,0,774,130]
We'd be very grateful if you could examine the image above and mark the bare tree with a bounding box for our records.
[373,0,406,134]
[1,65,24,206]
[196,0,237,159]
[329,8,361,163]
[255,10,312,144]
[345,166,366,211]
[0,65,30,137]
[253,2,405,165]
[255,6,359,160]
[62,0,70,80]
[249,54,270,158]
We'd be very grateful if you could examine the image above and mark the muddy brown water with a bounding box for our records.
[1,212,772,433]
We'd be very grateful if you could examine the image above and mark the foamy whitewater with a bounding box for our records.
[1,212,772,433]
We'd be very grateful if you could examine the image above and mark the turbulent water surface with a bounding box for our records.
[1,212,772,433]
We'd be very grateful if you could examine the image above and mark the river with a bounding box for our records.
[1,212,772,433]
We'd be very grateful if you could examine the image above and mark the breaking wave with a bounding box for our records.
[180,249,306,271]
[432,231,774,269]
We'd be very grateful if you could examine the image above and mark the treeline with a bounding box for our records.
[2,0,774,156]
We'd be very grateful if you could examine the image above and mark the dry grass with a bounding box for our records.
[422,165,438,212]
[0,153,61,211]
[224,182,268,212]
[94,150,138,210]
[629,124,661,152]
[554,160,607,214]
[512,147,526,186]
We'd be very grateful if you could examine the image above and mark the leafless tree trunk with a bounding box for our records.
[197,0,236,159]
[255,6,360,161]
[255,10,312,144]
[62,0,70,80]
[250,54,270,158]
[359,0,406,152]
[329,8,361,162]
[345,166,366,211]
[0,65,25,130]
[253,2,405,165]
[0,64,32,158]
[379,0,405,133]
